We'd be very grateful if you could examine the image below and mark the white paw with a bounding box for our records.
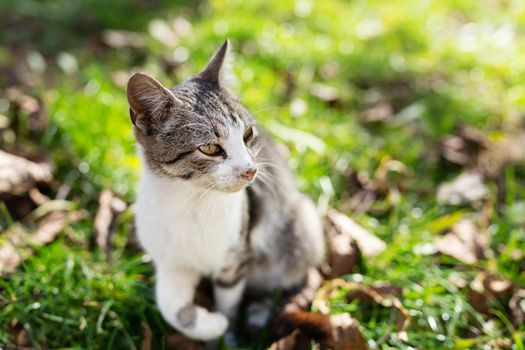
[181,309,228,341]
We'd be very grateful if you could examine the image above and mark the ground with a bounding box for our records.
[0,0,524,349]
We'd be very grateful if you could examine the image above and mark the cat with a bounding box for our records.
[126,40,325,341]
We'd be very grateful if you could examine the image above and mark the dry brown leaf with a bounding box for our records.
[165,333,203,350]
[325,233,360,278]
[279,310,368,350]
[435,219,489,264]
[326,314,368,350]
[441,125,486,166]
[6,87,48,132]
[14,328,29,347]
[361,103,393,123]
[346,283,403,305]
[509,289,525,327]
[437,171,488,205]
[0,225,28,274]
[31,210,68,245]
[324,212,361,278]
[467,272,515,315]
[480,132,525,177]
[271,269,324,341]
[0,243,22,274]
[310,83,339,103]
[101,30,147,48]
[0,150,52,195]
[141,321,152,350]
[94,189,127,253]
[0,210,82,274]
[327,209,386,257]
[268,329,310,350]
[314,279,409,341]
[4,324,30,348]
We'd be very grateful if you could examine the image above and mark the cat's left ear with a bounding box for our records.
[196,39,233,87]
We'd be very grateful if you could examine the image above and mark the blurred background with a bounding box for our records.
[0,0,524,349]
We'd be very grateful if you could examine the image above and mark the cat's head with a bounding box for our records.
[126,40,259,193]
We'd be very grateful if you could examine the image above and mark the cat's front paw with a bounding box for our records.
[180,308,228,341]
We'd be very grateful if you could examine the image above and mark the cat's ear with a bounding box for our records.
[127,72,178,132]
[196,39,233,87]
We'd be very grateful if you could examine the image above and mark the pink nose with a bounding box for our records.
[240,168,257,181]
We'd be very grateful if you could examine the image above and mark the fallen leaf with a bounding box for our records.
[268,329,310,350]
[313,279,409,341]
[0,210,82,274]
[324,232,360,278]
[347,283,409,341]
[319,61,341,79]
[327,209,386,257]
[441,125,486,166]
[310,83,339,103]
[480,132,525,177]
[0,241,22,274]
[326,313,368,350]
[0,225,29,274]
[361,102,393,123]
[0,150,53,195]
[28,187,50,206]
[94,189,127,254]
[325,207,361,278]
[14,328,29,347]
[5,323,29,348]
[101,30,147,48]
[437,171,488,205]
[346,283,403,305]
[280,310,368,350]
[5,87,48,132]
[31,210,68,245]
[435,219,489,264]
[467,272,515,315]
[141,322,152,350]
[509,289,525,327]
[165,333,203,350]
[271,269,324,340]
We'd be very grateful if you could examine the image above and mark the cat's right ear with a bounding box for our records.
[127,72,178,133]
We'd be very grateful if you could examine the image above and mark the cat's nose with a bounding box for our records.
[240,167,257,181]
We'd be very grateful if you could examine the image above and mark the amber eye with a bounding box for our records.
[243,126,255,142]
[198,144,223,156]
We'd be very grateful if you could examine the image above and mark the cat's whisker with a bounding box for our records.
[199,185,220,231]
[255,171,280,199]
[179,183,217,220]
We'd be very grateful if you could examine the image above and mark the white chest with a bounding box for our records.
[135,172,244,275]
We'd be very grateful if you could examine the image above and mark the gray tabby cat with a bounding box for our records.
[127,40,324,341]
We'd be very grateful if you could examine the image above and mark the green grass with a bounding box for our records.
[1,0,525,348]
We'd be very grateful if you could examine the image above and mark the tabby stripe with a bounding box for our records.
[163,151,193,164]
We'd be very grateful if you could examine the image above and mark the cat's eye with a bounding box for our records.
[198,144,223,156]
[243,126,255,142]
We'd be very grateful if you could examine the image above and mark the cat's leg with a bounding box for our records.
[156,266,228,341]
[213,278,246,319]
[213,278,246,346]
